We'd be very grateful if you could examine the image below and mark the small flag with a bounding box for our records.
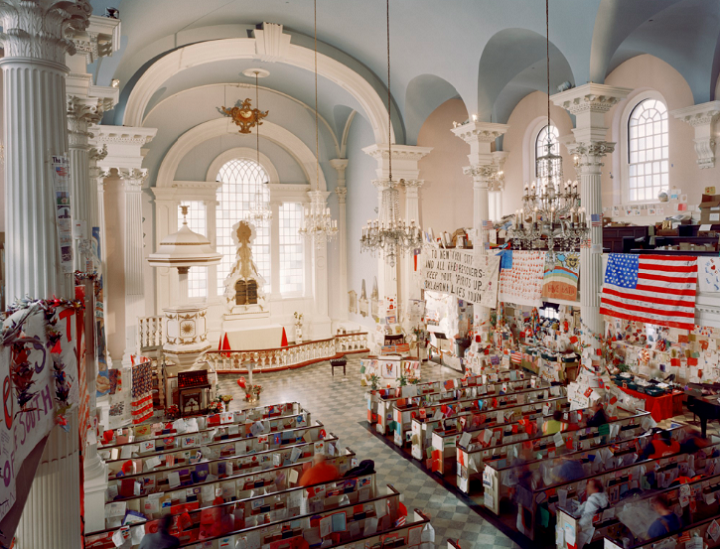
[591,213,602,227]
[511,351,522,365]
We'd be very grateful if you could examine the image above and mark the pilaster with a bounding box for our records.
[671,101,720,169]
[330,158,349,321]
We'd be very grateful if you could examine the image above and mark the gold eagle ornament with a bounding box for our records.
[219,98,269,134]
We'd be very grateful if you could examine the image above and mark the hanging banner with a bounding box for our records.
[421,246,500,308]
[541,252,580,302]
[498,250,546,307]
[0,303,78,544]
[51,155,74,273]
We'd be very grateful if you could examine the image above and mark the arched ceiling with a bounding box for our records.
[90,0,720,145]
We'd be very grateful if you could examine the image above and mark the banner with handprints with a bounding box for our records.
[541,252,580,301]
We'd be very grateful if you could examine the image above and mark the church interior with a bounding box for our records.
[5,2,720,549]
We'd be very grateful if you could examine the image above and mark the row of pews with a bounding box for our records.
[86,401,436,549]
[366,364,708,547]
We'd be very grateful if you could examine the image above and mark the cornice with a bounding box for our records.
[551,83,631,116]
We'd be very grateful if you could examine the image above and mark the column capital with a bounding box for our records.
[564,139,616,175]
[329,158,349,174]
[362,144,432,181]
[94,125,158,171]
[552,83,631,142]
[0,0,92,64]
[69,14,121,64]
[464,164,497,181]
[89,144,108,163]
[451,120,509,144]
[118,168,148,189]
[671,100,720,169]
[335,186,347,202]
[402,179,424,189]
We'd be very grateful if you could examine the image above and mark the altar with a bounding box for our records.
[219,324,284,351]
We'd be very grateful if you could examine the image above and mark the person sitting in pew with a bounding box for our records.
[638,429,681,461]
[300,454,339,486]
[140,514,180,549]
[586,402,608,428]
[576,479,608,528]
[647,493,682,539]
[554,456,586,483]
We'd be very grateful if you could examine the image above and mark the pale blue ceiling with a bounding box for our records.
[91,0,720,144]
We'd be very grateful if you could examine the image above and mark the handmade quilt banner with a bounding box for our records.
[131,359,154,425]
[600,254,697,331]
[541,252,580,301]
[420,245,500,308]
[0,303,79,546]
[497,250,545,307]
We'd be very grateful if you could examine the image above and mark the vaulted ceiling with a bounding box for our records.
[90,0,720,146]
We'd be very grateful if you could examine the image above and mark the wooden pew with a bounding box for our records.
[102,447,357,528]
[105,420,327,479]
[88,471,379,545]
[516,435,720,540]
[100,401,310,453]
[456,409,651,495]
[411,395,569,462]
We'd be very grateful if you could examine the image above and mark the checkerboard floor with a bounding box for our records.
[217,355,524,549]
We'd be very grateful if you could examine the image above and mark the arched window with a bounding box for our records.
[535,124,559,177]
[179,201,207,298]
[628,99,668,202]
[216,159,272,292]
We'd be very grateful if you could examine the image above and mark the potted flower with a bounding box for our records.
[369,374,380,391]
[245,384,263,403]
[220,394,233,411]
[166,405,180,420]
[207,399,223,414]
[396,373,408,387]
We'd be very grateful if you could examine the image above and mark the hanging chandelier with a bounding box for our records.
[508,0,589,257]
[359,0,422,268]
[247,70,273,224]
[299,0,338,246]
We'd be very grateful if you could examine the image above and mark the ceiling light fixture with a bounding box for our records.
[299,0,338,246]
[359,0,422,268]
[247,70,273,224]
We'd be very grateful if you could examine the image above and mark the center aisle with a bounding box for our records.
[217,355,520,549]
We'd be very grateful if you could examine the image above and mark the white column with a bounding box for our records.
[0,0,92,303]
[362,144,431,320]
[310,191,332,338]
[552,83,631,344]
[330,159,349,321]
[401,179,423,325]
[16,410,81,549]
[451,121,509,234]
[120,168,148,367]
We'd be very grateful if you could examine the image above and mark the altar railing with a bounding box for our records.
[202,332,369,374]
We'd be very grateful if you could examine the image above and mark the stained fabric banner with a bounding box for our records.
[421,246,500,308]
[541,252,580,301]
[0,303,79,545]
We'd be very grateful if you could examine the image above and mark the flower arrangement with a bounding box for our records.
[166,405,180,420]
[396,373,408,387]
[209,394,234,413]
[293,312,304,326]
[369,374,380,391]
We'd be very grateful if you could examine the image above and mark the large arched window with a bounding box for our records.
[216,159,272,292]
[535,124,559,177]
[628,99,668,202]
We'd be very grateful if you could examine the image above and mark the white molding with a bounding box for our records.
[671,100,720,169]
[156,118,327,191]
[123,36,393,144]
[268,183,312,204]
[362,144,432,181]
[253,22,292,63]
[205,147,280,185]
[94,125,158,171]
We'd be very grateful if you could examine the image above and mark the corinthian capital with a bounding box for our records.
[464,165,497,181]
[0,0,92,64]
[118,168,148,189]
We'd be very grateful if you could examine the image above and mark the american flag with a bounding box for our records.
[600,254,697,331]
[511,351,522,365]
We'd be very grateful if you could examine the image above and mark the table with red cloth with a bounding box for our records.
[618,387,684,422]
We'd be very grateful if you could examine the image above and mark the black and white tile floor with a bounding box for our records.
[217,354,523,549]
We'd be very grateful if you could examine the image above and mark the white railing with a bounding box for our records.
[138,316,163,352]
[203,332,368,373]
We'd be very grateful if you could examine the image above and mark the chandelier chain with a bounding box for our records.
[387,0,392,183]
[314,0,319,192]
[546,0,550,140]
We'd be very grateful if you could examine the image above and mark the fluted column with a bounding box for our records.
[120,168,148,367]
[309,191,331,337]
[0,0,91,303]
[16,410,81,549]
[465,165,496,234]
[68,96,103,271]
[552,83,631,345]
[330,158,349,321]
[569,141,614,337]
[401,179,423,325]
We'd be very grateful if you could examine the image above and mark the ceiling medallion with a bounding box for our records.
[220,97,269,134]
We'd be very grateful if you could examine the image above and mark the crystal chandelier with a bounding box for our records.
[247,70,272,224]
[299,0,338,246]
[359,0,422,267]
[507,0,589,257]
[361,183,421,268]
